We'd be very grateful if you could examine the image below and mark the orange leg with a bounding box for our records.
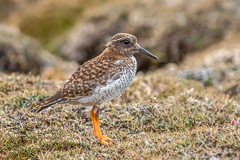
[90,106,98,137]
[90,105,113,146]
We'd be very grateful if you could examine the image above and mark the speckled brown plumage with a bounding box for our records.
[61,50,130,98]
[34,50,129,112]
[33,33,158,146]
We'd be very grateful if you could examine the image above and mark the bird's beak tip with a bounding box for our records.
[139,47,158,60]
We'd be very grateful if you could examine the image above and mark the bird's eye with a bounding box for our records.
[122,40,130,45]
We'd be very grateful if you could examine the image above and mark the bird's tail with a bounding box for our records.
[33,91,63,113]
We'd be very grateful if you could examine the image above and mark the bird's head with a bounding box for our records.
[106,33,158,60]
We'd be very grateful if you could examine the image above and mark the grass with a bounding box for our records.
[0,71,239,159]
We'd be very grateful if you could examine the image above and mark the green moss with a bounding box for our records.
[19,5,83,50]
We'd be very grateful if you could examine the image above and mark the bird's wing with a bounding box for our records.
[61,57,125,99]
[34,52,126,113]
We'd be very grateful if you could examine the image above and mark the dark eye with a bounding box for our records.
[122,40,130,45]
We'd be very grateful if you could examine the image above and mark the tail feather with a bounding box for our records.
[34,91,63,113]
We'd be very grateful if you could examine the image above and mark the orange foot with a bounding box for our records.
[98,135,113,146]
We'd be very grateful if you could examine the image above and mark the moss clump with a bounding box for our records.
[18,0,84,49]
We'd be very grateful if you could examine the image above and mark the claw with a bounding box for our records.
[99,135,113,146]
[102,135,113,141]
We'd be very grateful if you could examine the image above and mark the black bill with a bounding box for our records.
[139,47,158,60]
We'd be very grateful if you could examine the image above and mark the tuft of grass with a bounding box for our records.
[0,71,239,159]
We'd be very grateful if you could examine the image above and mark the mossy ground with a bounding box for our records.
[0,71,239,159]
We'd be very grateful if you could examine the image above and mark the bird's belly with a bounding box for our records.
[76,69,136,105]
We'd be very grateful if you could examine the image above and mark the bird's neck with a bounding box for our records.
[104,48,134,59]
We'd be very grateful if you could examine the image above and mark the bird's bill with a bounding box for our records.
[139,47,158,60]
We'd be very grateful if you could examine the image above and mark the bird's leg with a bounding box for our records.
[95,106,113,146]
[90,105,98,137]
[90,105,113,146]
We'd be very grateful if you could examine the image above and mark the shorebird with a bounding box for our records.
[34,33,158,146]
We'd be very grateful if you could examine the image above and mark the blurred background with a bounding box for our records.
[0,0,239,95]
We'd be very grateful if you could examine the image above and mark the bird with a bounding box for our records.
[33,33,158,146]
